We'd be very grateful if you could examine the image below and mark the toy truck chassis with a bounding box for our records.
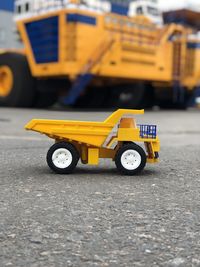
[25,109,160,175]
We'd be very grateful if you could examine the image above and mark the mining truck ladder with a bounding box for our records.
[63,38,115,105]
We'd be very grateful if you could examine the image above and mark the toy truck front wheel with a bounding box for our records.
[47,142,80,174]
[115,143,146,175]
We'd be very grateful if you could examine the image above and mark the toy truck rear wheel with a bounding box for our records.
[47,142,80,174]
[115,143,146,175]
[0,52,35,107]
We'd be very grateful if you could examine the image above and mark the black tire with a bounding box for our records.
[108,83,146,109]
[140,84,155,109]
[33,79,63,108]
[0,52,36,107]
[115,143,147,175]
[73,86,108,109]
[33,91,58,108]
[47,142,79,174]
[156,86,189,110]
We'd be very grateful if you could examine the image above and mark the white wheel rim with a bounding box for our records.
[121,149,142,171]
[52,148,73,169]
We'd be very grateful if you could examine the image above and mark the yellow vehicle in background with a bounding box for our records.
[1,0,200,108]
[25,109,160,175]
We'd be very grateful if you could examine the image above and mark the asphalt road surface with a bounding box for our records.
[0,107,200,267]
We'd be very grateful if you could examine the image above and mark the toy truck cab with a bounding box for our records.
[25,109,160,175]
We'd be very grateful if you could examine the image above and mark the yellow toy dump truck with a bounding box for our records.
[25,109,160,175]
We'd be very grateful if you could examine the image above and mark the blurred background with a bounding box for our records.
[0,0,200,110]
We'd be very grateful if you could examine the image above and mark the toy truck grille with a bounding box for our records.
[138,124,157,139]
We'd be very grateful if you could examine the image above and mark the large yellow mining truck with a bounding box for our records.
[0,0,200,108]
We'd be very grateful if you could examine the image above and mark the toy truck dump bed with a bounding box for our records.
[25,109,160,175]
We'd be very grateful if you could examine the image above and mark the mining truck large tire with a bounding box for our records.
[157,87,189,110]
[108,83,146,109]
[33,91,58,108]
[33,79,60,108]
[140,84,155,109]
[73,86,108,108]
[0,52,35,107]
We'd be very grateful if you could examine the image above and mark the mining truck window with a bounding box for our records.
[25,3,30,12]
[147,6,159,16]
[136,6,143,15]
[17,5,22,14]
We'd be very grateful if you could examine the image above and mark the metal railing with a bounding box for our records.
[138,124,157,139]
[14,0,111,17]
